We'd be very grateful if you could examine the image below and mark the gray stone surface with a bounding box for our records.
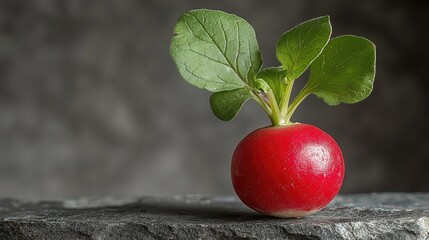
[0,193,428,239]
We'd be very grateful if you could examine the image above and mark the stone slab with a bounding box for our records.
[0,193,428,239]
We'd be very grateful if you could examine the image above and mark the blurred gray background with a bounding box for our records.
[0,0,428,199]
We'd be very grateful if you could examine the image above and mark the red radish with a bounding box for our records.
[170,9,375,218]
[231,124,344,217]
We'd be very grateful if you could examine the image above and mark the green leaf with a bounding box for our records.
[276,16,331,81]
[170,9,262,92]
[256,67,287,103]
[305,35,376,105]
[253,78,271,93]
[209,88,250,121]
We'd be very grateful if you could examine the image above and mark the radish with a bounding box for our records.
[170,9,376,218]
[232,124,344,217]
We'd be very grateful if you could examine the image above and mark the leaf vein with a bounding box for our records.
[189,13,246,84]
[188,48,231,69]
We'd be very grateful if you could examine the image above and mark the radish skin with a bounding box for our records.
[231,123,344,218]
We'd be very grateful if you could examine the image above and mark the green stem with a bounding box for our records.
[250,91,272,116]
[279,79,294,118]
[284,87,310,124]
[266,90,284,126]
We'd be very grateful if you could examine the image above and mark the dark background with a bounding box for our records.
[0,0,428,199]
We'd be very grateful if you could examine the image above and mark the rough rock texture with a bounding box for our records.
[0,193,428,239]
